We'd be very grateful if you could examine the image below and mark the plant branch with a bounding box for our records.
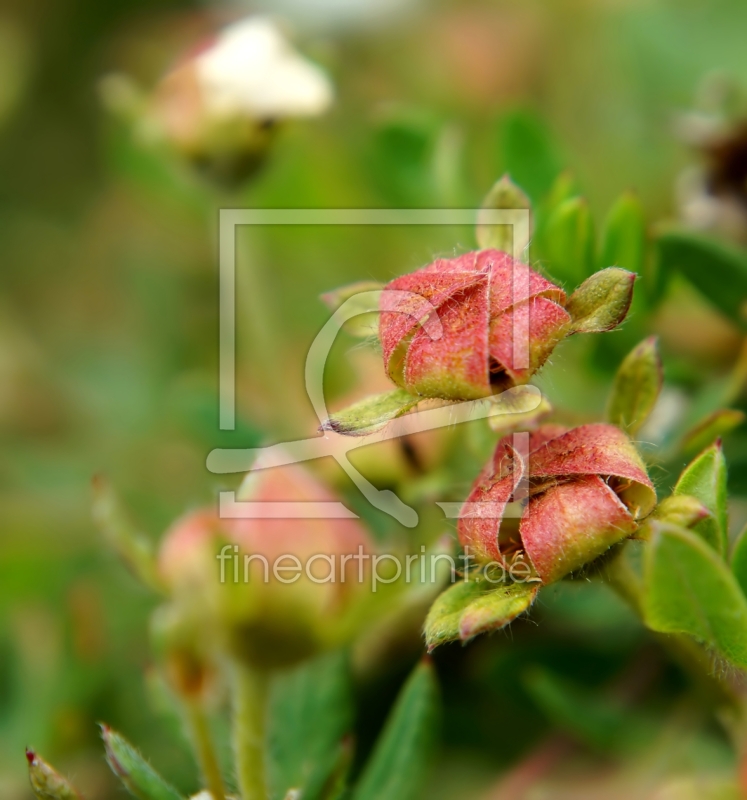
[232,661,270,800]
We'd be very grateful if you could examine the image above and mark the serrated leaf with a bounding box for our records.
[606,337,662,435]
[682,409,745,456]
[566,268,636,334]
[319,389,420,436]
[543,196,595,284]
[600,192,646,276]
[102,726,185,800]
[643,523,747,669]
[424,578,538,650]
[523,668,654,754]
[320,282,383,338]
[500,110,561,204]
[730,524,747,598]
[353,661,439,800]
[476,174,532,254]
[674,441,728,554]
[656,231,747,327]
[26,750,84,800]
[267,650,353,800]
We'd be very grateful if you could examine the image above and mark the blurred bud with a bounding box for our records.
[158,462,376,669]
[380,249,571,400]
[26,749,83,800]
[458,424,656,584]
[147,16,333,184]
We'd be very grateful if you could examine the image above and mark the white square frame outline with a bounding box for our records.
[213,208,533,526]
[218,207,530,430]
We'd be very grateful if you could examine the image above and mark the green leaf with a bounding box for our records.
[424,578,539,651]
[320,389,420,436]
[656,231,747,327]
[320,282,383,338]
[543,197,595,284]
[476,174,532,254]
[643,523,747,669]
[682,409,745,457]
[102,726,185,800]
[26,750,84,800]
[500,110,561,204]
[606,337,662,435]
[565,268,636,334]
[523,668,654,754]
[674,441,728,554]
[91,477,163,593]
[649,495,710,530]
[267,651,353,800]
[353,661,439,800]
[599,192,646,275]
[730,524,747,598]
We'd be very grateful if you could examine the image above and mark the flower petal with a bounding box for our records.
[486,250,566,316]
[380,267,483,382]
[488,296,571,383]
[457,440,524,561]
[404,280,491,399]
[520,475,637,583]
[527,423,656,517]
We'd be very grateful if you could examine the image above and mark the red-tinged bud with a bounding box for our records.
[158,462,374,669]
[379,250,571,400]
[458,424,656,584]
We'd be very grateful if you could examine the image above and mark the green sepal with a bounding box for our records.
[320,389,420,436]
[102,726,185,800]
[26,750,84,800]
[606,337,662,435]
[476,174,532,255]
[424,578,539,651]
[566,268,636,334]
[600,191,646,273]
[543,196,595,284]
[673,441,728,555]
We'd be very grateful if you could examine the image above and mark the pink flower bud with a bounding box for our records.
[379,250,571,400]
[158,463,373,668]
[458,424,656,584]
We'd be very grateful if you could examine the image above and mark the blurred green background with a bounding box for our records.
[4,0,747,797]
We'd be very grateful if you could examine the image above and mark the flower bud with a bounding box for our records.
[379,249,571,400]
[158,463,374,669]
[147,17,333,184]
[458,424,656,584]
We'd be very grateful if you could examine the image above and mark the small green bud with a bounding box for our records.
[26,749,84,800]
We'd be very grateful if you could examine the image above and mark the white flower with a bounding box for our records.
[195,17,333,121]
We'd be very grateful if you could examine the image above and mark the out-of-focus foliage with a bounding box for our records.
[6,0,747,798]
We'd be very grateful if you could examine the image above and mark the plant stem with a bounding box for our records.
[185,700,227,800]
[232,661,270,800]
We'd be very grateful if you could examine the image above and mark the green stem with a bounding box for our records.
[185,700,227,800]
[602,545,741,711]
[232,662,270,800]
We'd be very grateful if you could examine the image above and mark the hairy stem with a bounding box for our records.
[232,662,270,800]
[185,700,227,800]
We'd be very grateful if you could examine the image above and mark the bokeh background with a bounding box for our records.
[4,0,747,797]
